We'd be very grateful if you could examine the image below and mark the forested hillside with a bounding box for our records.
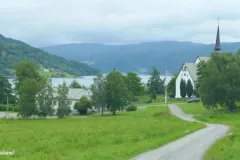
[43,41,240,73]
[0,34,99,76]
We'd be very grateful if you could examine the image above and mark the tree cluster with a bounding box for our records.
[180,79,193,98]
[90,70,146,115]
[14,61,71,118]
[197,51,240,112]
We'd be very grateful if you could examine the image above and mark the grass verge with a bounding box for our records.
[195,113,240,160]
[132,100,185,107]
[178,102,240,160]
[0,106,204,160]
[178,102,210,114]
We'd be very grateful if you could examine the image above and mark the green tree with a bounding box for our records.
[69,80,83,88]
[180,79,186,98]
[167,73,177,98]
[197,52,240,112]
[14,61,41,93]
[106,69,130,115]
[186,79,193,97]
[36,79,55,118]
[124,72,142,96]
[74,96,92,115]
[147,66,165,99]
[0,75,13,104]
[56,82,71,118]
[90,74,106,116]
[18,79,39,118]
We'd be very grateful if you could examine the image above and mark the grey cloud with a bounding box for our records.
[0,0,240,47]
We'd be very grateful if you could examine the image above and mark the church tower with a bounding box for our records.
[211,20,221,56]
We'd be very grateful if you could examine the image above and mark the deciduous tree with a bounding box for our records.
[14,61,41,93]
[106,69,130,115]
[18,79,39,118]
[0,75,14,104]
[69,80,83,88]
[124,72,142,96]
[36,79,55,118]
[74,96,92,115]
[90,74,106,115]
[197,52,240,112]
[56,82,71,118]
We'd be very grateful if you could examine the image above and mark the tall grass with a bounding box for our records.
[0,106,204,160]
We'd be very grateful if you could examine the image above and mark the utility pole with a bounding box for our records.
[165,63,168,104]
[5,95,8,118]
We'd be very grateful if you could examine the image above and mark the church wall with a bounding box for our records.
[175,66,195,98]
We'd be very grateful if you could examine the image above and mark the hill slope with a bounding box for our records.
[43,41,240,73]
[0,35,99,76]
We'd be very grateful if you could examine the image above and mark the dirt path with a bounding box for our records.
[132,104,229,160]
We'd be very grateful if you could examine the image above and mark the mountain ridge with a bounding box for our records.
[43,41,240,74]
[0,34,99,76]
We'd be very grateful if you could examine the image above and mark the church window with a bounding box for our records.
[182,66,187,71]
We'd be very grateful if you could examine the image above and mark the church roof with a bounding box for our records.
[185,63,197,81]
[199,56,210,62]
[53,88,92,100]
[212,24,221,55]
[215,25,221,51]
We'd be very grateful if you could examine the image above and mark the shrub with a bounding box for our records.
[132,97,139,102]
[193,89,200,97]
[145,98,152,104]
[126,106,137,112]
[74,96,92,115]
[0,104,6,111]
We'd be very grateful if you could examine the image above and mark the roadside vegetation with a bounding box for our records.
[196,113,240,160]
[0,106,205,160]
[174,51,240,160]
[178,102,240,160]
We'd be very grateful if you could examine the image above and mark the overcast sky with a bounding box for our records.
[1,0,240,47]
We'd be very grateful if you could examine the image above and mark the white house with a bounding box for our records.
[175,24,221,98]
[53,88,92,112]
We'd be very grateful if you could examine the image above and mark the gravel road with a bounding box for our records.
[132,104,229,160]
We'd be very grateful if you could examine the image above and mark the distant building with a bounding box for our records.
[53,88,92,113]
[175,23,221,98]
[43,69,50,72]
[40,68,50,72]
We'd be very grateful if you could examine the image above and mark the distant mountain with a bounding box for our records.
[43,41,240,74]
[0,35,99,76]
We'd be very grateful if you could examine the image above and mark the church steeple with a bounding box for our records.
[215,24,221,51]
[212,19,221,55]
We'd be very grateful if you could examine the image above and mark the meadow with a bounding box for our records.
[179,102,240,160]
[0,105,205,160]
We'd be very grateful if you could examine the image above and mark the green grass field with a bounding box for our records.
[136,95,165,101]
[132,99,186,107]
[0,106,205,160]
[178,103,210,114]
[177,102,240,160]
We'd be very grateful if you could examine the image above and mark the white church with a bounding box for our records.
[175,24,221,98]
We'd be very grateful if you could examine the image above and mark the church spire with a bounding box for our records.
[212,18,221,55]
[215,19,221,51]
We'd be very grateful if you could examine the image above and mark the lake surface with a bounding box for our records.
[8,75,173,88]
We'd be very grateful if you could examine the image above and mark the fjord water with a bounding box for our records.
[8,75,173,88]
